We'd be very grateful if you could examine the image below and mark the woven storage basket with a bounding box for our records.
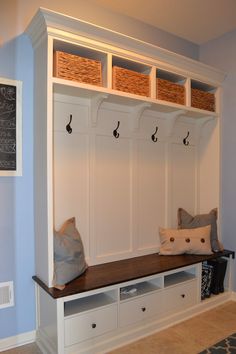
[157,78,185,105]
[191,88,215,112]
[112,66,150,97]
[54,51,102,86]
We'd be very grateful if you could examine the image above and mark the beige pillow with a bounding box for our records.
[177,208,223,252]
[159,225,212,255]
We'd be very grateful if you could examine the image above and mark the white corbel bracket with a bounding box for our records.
[131,102,152,131]
[195,115,215,144]
[90,93,109,126]
[165,110,187,137]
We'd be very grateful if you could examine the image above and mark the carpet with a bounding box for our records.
[199,333,236,353]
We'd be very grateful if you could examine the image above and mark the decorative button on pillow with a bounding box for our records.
[159,225,212,255]
[54,217,87,290]
[177,208,223,252]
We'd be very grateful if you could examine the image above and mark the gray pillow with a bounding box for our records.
[177,208,223,252]
[54,217,87,289]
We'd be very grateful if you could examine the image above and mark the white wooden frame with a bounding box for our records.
[0,77,22,176]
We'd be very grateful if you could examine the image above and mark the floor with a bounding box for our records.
[2,301,236,354]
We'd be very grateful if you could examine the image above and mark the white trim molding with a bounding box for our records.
[231,291,236,301]
[0,331,36,352]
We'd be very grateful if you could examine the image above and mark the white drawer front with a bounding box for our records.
[119,291,163,327]
[64,304,117,346]
[164,280,198,316]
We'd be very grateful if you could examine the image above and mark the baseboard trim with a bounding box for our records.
[0,330,36,352]
[36,328,57,354]
[231,291,236,301]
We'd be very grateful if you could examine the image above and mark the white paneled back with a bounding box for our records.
[170,143,196,227]
[53,95,213,265]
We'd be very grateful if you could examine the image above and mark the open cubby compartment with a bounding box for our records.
[164,266,197,288]
[191,79,217,112]
[64,289,118,317]
[112,55,152,98]
[156,69,187,105]
[53,39,108,87]
[120,276,162,301]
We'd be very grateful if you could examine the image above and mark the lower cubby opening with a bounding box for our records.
[120,278,162,301]
[201,257,228,300]
[164,269,196,288]
[64,290,117,317]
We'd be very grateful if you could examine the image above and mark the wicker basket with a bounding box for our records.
[157,78,185,105]
[54,51,102,86]
[191,88,215,112]
[112,66,150,97]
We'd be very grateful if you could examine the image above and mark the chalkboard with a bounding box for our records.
[0,78,22,176]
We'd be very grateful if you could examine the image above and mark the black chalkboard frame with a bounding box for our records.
[0,77,22,176]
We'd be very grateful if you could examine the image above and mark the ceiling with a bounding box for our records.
[90,0,236,44]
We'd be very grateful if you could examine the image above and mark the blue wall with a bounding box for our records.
[200,30,236,291]
[0,34,35,339]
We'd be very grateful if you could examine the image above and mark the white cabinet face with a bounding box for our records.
[64,304,118,346]
[163,280,198,316]
[136,139,165,251]
[53,100,90,256]
[93,135,132,259]
[119,291,163,327]
[170,143,196,227]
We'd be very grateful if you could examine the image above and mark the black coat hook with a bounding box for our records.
[151,126,158,142]
[66,114,73,134]
[113,121,120,139]
[183,131,190,146]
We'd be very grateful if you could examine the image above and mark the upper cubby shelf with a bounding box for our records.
[52,37,219,119]
[53,77,216,120]
[24,5,228,123]
[26,8,226,86]
[25,7,225,121]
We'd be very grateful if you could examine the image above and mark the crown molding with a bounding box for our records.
[25,7,226,85]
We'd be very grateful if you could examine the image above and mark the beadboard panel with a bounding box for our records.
[53,96,205,265]
[53,98,90,259]
[93,134,132,261]
[136,138,165,251]
[170,143,196,227]
[53,132,90,257]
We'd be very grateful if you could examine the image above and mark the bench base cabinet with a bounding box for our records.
[35,261,233,354]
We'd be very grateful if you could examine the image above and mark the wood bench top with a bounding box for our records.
[33,249,234,299]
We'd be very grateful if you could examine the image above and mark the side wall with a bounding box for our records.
[200,30,236,291]
[17,0,199,60]
[0,33,35,339]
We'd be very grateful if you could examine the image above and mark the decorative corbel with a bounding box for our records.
[90,93,108,127]
[131,102,152,131]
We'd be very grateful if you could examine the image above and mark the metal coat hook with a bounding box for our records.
[151,126,158,142]
[183,131,190,146]
[66,114,73,134]
[113,121,120,139]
